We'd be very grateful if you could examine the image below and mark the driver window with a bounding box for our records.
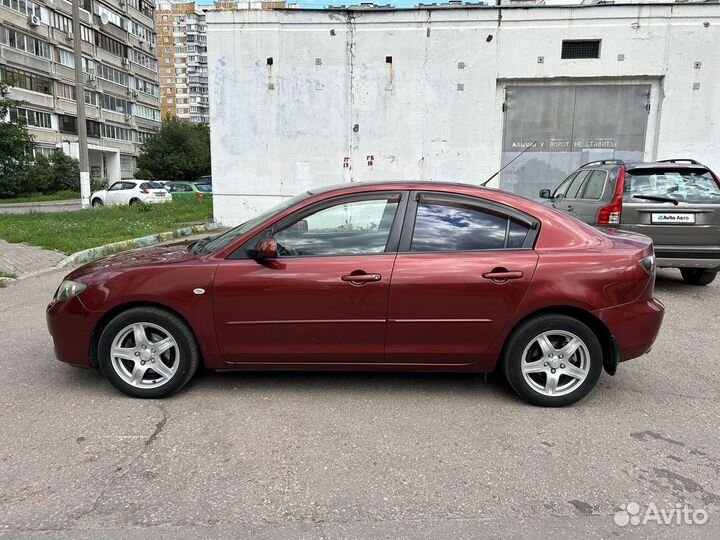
[273,196,400,257]
[553,172,578,198]
[108,182,124,191]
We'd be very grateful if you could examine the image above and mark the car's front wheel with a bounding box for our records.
[91,198,103,207]
[97,307,200,398]
[680,268,717,286]
[502,315,603,407]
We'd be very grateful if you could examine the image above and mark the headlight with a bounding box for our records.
[54,280,87,302]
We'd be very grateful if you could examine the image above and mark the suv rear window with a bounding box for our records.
[624,169,720,204]
[140,182,165,190]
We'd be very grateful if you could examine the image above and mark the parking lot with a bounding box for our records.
[1,268,719,539]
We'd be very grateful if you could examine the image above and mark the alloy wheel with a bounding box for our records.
[109,322,180,389]
[520,330,590,397]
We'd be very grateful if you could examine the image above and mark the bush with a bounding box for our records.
[19,151,82,195]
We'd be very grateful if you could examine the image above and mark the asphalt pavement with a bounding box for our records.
[0,268,719,539]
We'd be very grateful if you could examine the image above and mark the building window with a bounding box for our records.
[9,107,52,129]
[33,146,55,159]
[130,49,158,72]
[134,104,161,122]
[0,65,51,95]
[94,3,127,31]
[135,77,159,97]
[0,26,51,59]
[97,63,129,86]
[561,40,601,60]
[57,48,75,68]
[102,123,133,141]
[0,0,42,19]
[95,32,126,58]
[56,82,98,106]
[86,120,101,138]
[58,115,77,134]
[101,93,132,115]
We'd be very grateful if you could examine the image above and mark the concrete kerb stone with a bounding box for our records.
[14,222,219,281]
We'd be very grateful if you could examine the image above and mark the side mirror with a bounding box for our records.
[254,237,277,259]
[539,189,552,199]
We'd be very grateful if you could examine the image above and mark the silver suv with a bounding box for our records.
[540,159,720,285]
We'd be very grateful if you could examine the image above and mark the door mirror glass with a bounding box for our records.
[539,189,552,199]
[254,237,278,259]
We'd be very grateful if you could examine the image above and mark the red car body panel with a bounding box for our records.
[46,181,664,373]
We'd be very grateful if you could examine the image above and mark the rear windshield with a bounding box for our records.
[195,183,212,192]
[624,169,720,204]
[140,182,165,190]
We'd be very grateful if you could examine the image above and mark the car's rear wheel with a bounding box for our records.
[97,307,200,398]
[502,315,603,407]
[91,198,103,207]
[680,268,717,286]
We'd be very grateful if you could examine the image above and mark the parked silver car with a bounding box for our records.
[540,159,720,285]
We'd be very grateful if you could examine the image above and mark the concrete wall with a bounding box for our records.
[207,4,720,226]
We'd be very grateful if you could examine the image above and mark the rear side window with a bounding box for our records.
[579,170,607,200]
[410,201,530,252]
[624,169,720,204]
[140,182,164,190]
[553,172,578,198]
[566,171,591,199]
[195,183,212,192]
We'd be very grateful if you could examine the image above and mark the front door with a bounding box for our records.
[386,192,539,367]
[213,192,407,364]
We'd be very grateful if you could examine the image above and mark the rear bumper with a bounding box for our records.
[593,297,665,363]
[46,296,98,368]
[655,251,720,271]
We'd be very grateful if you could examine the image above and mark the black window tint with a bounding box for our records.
[274,197,399,257]
[411,202,507,252]
[508,220,530,249]
[554,173,577,198]
[123,182,137,190]
[580,170,607,200]
[108,182,124,191]
[566,171,590,199]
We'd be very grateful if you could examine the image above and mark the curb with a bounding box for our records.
[15,222,219,280]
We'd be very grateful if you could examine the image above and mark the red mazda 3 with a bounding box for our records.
[46,182,664,406]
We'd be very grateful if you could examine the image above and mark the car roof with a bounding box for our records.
[578,159,710,172]
[308,179,492,196]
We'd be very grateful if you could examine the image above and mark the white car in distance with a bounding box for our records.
[91,180,172,207]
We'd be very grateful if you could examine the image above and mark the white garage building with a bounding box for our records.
[207,2,720,225]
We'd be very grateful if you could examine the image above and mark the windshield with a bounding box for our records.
[198,191,314,254]
[624,169,720,204]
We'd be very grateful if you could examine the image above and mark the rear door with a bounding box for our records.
[385,192,539,366]
[620,167,720,247]
[572,170,609,224]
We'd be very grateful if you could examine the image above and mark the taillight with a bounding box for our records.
[597,167,625,225]
[141,189,149,194]
[639,253,656,275]
[195,192,203,198]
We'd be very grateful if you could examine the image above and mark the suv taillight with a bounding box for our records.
[597,167,625,225]
[141,189,149,194]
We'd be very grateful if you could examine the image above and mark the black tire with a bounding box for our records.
[97,307,200,398]
[680,268,717,286]
[502,314,603,407]
[91,198,103,207]
[129,198,140,206]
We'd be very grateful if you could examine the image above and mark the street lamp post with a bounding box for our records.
[71,0,91,208]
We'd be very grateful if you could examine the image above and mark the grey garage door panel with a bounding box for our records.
[500,84,650,199]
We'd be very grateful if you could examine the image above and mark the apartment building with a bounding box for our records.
[156,1,208,123]
[0,0,161,182]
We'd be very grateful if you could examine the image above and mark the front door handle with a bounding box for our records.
[566,205,574,211]
[482,268,524,283]
[341,272,382,285]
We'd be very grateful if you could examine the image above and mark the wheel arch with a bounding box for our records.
[91,301,205,368]
[500,305,618,376]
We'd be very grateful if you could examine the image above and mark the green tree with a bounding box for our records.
[136,118,210,181]
[0,82,35,197]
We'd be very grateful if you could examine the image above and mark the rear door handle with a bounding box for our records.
[482,269,524,282]
[341,273,382,284]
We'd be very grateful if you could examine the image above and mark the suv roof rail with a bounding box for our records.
[656,158,701,165]
[579,159,625,168]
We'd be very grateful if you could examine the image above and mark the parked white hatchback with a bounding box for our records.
[91,180,172,207]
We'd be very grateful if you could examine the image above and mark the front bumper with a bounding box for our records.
[46,295,99,368]
[593,297,665,363]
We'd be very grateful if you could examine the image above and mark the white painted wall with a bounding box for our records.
[207,4,720,226]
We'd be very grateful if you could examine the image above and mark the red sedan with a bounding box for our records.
[47,182,664,406]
